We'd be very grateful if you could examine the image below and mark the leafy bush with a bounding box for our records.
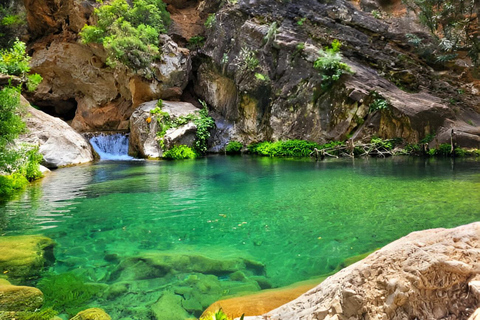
[188,36,205,49]
[248,140,320,157]
[225,141,243,154]
[80,0,170,70]
[193,101,215,154]
[163,145,196,160]
[369,98,389,113]
[0,40,30,76]
[313,39,353,90]
[0,173,28,200]
[0,4,26,48]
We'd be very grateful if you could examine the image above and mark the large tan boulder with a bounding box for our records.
[19,98,94,168]
[0,285,43,311]
[0,235,55,282]
[129,100,201,158]
[245,222,480,320]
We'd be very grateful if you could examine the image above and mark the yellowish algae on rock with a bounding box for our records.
[0,235,55,282]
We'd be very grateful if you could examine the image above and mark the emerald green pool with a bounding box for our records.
[2,156,480,319]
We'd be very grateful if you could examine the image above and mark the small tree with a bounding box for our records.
[402,0,480,65]
[80,0,170,72]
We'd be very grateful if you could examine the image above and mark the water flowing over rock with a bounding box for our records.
[89,133,135,161]
[245,222,480,320]
[129,100,200,158]
[19,97,94,168]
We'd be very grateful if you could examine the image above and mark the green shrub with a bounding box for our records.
[193,101,215,154]
[0,173,28,200]
[80,0,170,70]
[163,145,196,160]
[313,39,353,90]
[37,273,102,317]
[0,40,30,75]
[248,140,320,157]
[239,47,259,71]
[369,98,389,113]
[226,141,243,154]
[188,36,205,49]
[437,143,452,156]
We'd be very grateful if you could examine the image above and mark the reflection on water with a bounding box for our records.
[1,156,480,318]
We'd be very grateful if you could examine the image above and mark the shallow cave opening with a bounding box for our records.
[34,98,78,122]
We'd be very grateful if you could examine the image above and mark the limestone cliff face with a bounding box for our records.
[19,0,480,148]
[195,0,480,148]
[23,0,191,132]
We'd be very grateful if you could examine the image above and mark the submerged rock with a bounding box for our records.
[203,277,325,319]
[70,308,111,320]
[0,235,55,283]
[246,222,480,320]
[19,97,94,168]
[0,284,43,312]
[129,101,200,158]
[151,291,190,320]
[110,251,265,281]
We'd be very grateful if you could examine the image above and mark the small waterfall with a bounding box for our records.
[89,133,135,161]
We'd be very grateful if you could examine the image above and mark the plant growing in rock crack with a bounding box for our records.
[80,0,170,73]
[205,13,216,29]
[263,21,278,45]
[151,100,215,154]
[238,47,259,72]
[313,39,353,90]
[402,0,480,66]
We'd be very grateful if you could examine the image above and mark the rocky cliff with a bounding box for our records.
[18,0,480,151]
[195,0,480,148]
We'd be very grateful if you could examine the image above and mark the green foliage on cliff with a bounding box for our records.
[248,140,321,157]
[0,4,26,48]
[80,0,170,71]
[402,0,480,65]
[314,40,353,90]
[163,145,197,160]
[0,40,43,200]
[226,141,243,154]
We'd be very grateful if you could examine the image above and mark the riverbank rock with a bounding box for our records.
[0,235,55,283]
[245,222,480,320]
[129,101,201,158]
[70,308,111,320]
[19,97,94,168]
[0,284,43,312]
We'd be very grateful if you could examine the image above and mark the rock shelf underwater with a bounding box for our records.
[2,156,480,319]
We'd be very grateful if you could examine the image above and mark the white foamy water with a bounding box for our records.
[89,133,136,160]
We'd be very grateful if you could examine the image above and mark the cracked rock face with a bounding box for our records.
[245,222,480,320]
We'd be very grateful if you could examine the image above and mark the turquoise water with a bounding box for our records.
[2,156,480,319]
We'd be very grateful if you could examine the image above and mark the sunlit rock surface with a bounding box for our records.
[245,222,480,320]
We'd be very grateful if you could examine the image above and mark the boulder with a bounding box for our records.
[129,101,200,158]
[151,291,190,320]
[110,251,265,281]
[0,235,55,282]
[0,285,43,312]
[245,222,480,320]
[19,98,94,168]
[70,308,111,320]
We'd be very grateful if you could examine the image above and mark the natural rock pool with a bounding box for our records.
[2,156,480,319]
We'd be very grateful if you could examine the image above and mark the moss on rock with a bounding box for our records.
[0,235,55,282]
[0,285,43,312]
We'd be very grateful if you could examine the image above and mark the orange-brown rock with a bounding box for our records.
[202,278,326,319]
